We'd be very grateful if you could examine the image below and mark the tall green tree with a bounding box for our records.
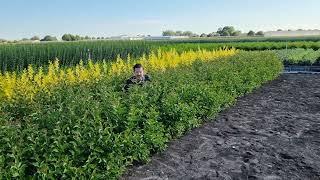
[62,34,73,41]
[182,31,194,37]
[247,30,255,36]
[40,35,57,41]
[200,33,207,37]
[162,30,176,36]
[217,26,239,36]
[175,31,183,36]
[256,31,264,36]
[231,31,241,36]
[30,36,40,40]
[221,31,230,36]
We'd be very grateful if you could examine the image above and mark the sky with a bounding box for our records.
[1,0,320,40]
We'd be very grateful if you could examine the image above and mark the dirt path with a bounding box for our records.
[123,74,320,180]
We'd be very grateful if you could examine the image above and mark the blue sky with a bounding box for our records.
[1,0,320,40]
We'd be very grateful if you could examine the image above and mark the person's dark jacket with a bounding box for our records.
[123,74,151,91]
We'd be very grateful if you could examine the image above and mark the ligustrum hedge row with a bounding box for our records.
[0,51,283,179]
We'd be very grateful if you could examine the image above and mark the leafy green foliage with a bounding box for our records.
[273,48,320,65]
[217,26,242,36]
[0,51,282,178]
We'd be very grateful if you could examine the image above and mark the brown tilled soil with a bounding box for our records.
[122,74,320,180]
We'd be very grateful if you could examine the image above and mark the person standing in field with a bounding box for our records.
[123,63,151,91]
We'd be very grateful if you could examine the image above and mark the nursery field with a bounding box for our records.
[3,0,320,179]
[0,48,284,179]
[1,40,320,179]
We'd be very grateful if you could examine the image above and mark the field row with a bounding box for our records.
[0,40,319,72]
[0,48,235,102]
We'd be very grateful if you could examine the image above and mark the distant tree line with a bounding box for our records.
[0,35,57,43]
[0,34,106,43]
[162,30,199,37]
[61,34,100,41]
[2,27,317,43]
[163,26,265,37]
[20,35,57,42]
[62,34,110,41]
[247,30,264,36]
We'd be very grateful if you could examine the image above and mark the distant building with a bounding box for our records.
[129,37,144,40]
[109,35,143,40]
[108,35,189,40]
[145,36,189,40]
[264,30,320,37]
